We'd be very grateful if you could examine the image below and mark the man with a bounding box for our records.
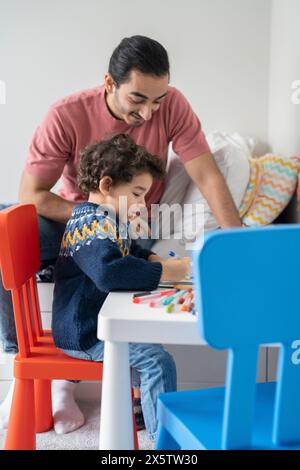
[0,35,241,435]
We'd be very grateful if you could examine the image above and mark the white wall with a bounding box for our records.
[0,0,272,203]
[268,0,300,155]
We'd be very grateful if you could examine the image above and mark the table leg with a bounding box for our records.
[99,340,133,450]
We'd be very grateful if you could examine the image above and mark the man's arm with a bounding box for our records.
[19,171,76,224]
[184,152,242,228]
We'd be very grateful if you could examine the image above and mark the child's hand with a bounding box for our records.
[160,257,191,282]
[148,253,164,263]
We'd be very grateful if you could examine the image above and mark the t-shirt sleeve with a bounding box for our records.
[168,88,211,164]
[24,105,73,181]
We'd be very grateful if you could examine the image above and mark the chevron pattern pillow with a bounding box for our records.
[239,154,300,226]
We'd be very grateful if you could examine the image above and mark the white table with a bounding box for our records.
[97,290,205,450]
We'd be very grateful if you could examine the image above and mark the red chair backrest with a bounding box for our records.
[0,204,43,357]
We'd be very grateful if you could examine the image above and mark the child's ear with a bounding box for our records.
[99,176,113,195]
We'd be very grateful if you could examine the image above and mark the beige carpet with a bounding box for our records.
[0,400,154,450]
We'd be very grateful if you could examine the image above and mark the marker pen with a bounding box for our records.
[133,289,162,298]
[132,289,176,304]
[168,250,181,260]
[162,289,187,305]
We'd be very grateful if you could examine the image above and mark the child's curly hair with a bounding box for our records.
[78,133,166,194]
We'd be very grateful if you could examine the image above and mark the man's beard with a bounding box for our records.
[114,94,144,126]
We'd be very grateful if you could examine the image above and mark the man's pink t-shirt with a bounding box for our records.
[25,84,210,210]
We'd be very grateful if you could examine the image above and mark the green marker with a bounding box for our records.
[166,303,175,313]
[162,289,186,305]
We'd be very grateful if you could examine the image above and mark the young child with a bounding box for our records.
[52,133,190,442]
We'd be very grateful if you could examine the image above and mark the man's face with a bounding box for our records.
[105,70,169,127]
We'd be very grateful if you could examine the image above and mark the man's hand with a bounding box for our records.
[184,152,242,228]
[19,171,76,224]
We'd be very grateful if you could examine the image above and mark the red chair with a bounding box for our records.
[0,204,139,450]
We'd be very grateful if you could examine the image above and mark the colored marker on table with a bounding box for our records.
[149,289,185,308]
[165,303,175,313]
[178,293,187,304]
[164,290,188,314]
[163,296,175,306]
[162,289,187,305]
[173,282,193,289]
[132,289,176,304]
[149,290,179,308]
[180,292,194,312]
[164,290,190,314]
[133,290,161,298]
[190,303,197,316]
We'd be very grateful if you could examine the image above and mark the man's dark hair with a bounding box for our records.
[108,35,170,87]
[78,133,166,194]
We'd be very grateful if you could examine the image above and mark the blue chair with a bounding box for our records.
[155,225,300,450]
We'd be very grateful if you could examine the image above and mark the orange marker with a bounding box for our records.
[132,289,176,304]
[180,292,193,312]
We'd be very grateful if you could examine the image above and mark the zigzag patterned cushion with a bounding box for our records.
[239,154,300,226]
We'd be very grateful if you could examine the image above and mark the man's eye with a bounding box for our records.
[130,99,161,105]
[133,193,140,197]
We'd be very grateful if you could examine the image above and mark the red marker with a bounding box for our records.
[132,290,176,304]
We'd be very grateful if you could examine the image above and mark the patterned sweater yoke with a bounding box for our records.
[52,202,162,351]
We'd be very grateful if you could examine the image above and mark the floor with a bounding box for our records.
[0,399,154,450]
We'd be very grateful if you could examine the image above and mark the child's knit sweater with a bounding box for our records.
[52,202,162,351]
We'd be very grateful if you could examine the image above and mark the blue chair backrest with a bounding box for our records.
[192,225,300,449]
